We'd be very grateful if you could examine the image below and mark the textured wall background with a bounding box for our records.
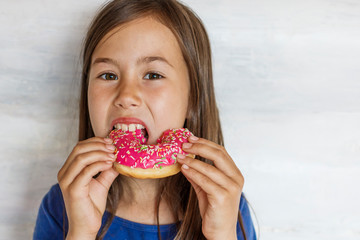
[1,0,359,239]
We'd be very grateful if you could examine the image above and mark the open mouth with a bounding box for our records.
[112,123,149,141]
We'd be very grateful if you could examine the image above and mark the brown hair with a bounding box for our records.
[78,0,247,239]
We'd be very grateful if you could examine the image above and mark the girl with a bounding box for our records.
[34,0,256,239]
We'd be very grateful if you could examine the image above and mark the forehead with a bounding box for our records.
[92,16,183,64]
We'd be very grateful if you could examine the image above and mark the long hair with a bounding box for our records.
[78,0,247,239]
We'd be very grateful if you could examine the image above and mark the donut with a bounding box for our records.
[109,128,195,179]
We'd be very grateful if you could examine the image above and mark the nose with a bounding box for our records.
[114,79,141,109]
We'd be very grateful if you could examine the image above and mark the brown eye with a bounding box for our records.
[99,73,118,80]
[144,72,163,80]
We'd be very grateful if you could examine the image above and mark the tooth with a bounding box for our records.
[136,124,144,129]
[129,124,136,131]
[121,124,128,131]
[115,123,121,130]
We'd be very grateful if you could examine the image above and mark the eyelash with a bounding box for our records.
[98,72,164,81]
[98,72,118,81]
[144,72,164,80]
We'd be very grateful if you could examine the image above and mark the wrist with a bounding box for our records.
[207,229,237,240]
[66,235,96,240]
[66,230,97,240]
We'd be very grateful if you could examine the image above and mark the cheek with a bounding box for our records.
[88,84,109,134]
[149,85,189,126]
[88,85,99,116]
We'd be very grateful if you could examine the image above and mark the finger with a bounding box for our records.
[177,154,237,189]
[181,164,243,212]
[58,138,114,180]
[63,137,114,169]
[70,161,114,191]
[184,172,207,216]
[180,163,225,198]
[182,139,242,182]
[185,172,206,202]
[95,167,119,191]
[186,137,232,162]
[188,135,224,151]
[59,150,116,188]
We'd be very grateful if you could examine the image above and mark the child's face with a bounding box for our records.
[88,16,190,144]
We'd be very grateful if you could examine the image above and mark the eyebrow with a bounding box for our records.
[92,57,119,66]
[92,56,174,68]
[137,56,174,68]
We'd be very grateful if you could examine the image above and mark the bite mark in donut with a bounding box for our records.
[109,128,195,179]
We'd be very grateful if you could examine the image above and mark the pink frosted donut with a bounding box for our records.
[109,128,194,179]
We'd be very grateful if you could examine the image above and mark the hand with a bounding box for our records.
[57,137,119,239]
[176,136,244,240]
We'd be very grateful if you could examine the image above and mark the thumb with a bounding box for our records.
[96,167,119,191]
[187,177,207,217]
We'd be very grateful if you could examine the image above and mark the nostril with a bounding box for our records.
[118,102,139,109]
[116,95,141,109]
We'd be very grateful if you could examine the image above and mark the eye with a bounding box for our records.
[99,73,118,80]
[144,72,163,80]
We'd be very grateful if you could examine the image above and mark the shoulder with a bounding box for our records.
[33,184,68,240]
[237,193,257,240]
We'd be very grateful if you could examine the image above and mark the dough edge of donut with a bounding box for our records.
[113,154,195,179]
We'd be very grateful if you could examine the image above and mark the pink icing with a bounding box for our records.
[109,128,193,169]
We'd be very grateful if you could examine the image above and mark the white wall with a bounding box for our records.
[1,0,359,239]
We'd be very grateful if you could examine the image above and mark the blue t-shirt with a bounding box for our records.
[33,184,256,240]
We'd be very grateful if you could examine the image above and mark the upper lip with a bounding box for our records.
[110,117,148,131]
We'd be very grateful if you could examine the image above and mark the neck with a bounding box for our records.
[115,176,177,224]
[121,177,161,205]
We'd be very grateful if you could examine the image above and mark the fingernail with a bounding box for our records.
[189,135,199,141]
[182,143,192,149]
[104,138,112,143]
[177,153,185,159]
[108,153,116,159]
[106,160,113,164]
[182,164,189,170]
[106,144,115,151]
